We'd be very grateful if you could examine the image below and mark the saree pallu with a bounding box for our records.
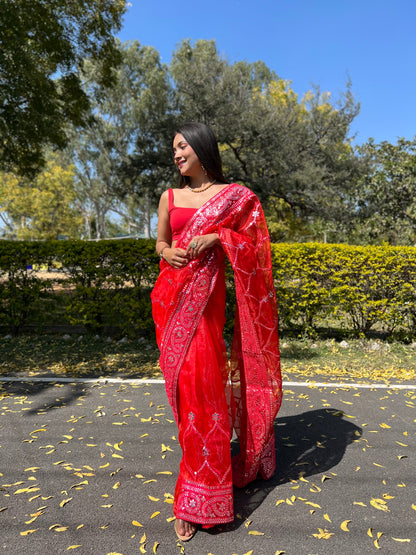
[151,183,282,526]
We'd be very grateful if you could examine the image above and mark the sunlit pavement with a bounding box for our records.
[0,377,415,554]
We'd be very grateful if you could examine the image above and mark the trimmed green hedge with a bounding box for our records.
[1,240,416,339]
[0,239,159,336]
[271,243,416,337]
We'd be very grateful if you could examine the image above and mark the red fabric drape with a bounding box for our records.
[151,183,282,526]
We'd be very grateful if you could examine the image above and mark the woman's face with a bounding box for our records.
[173,133,201,177]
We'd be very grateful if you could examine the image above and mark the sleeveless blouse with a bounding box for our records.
[168,188,197,242]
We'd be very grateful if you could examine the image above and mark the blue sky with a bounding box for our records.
[118,0,415,145]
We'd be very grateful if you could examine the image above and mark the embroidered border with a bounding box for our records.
[174,480,234,525]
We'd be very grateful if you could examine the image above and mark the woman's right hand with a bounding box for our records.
[163,247,189,268]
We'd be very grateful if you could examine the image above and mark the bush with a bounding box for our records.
[0,239,159,336]
[272,242,416,337]
[2,240,416,339]
[0,241,56,333]
[55,239,159,336]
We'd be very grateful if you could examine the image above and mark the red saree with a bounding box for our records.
[151,183,282,527]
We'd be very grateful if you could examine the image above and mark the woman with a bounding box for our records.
[151,122,282,541]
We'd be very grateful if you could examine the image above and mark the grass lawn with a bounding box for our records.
[1,334,415,383]
[279,338,416,383]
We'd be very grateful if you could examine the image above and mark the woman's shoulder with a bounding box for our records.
[160,187,178,199]
[159,188,173,209]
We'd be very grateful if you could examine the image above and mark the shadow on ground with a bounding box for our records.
[212,407,362,534]
[279,344,321,361]
[0,380,90,414]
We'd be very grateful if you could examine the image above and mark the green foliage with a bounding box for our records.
[272,242,416,337]
[0,154,82,239]
[3,240,416,339]
[3,239,416,340]
[0,0,127,175]
[353,138,416,245]
[56,239,159,336]
[0,239,159,336]
[170,40,363,231]
[272,243,334,333]
[68,41,174,239]
[0,241,55,333]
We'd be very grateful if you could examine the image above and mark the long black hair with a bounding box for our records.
[174,122,227,187]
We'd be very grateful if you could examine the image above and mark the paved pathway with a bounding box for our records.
[0,377,415,554]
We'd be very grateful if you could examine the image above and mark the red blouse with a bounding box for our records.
[168,188,197,242]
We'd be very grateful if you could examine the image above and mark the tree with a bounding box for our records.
[259,83,365,241]
[354,138,416,245]
[0,0,127,176]
[68,41,174,239]
[170,40,364,240]
[112,42,176,235]
[0,154,82,239]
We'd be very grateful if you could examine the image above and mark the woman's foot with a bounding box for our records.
[174,518,197,541]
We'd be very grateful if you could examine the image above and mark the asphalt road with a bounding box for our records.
[0,376,415,555]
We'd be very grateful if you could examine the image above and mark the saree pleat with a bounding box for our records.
[174,268,235,526]
[151,183,282,526]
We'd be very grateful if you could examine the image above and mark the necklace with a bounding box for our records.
[186,180,216,193]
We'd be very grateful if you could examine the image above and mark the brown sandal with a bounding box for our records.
[174,519,197,542]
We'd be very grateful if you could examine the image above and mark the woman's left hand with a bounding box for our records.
[186,233,220,258]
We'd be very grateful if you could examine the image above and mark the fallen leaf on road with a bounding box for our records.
[312,528,334,539]
[305,502,321,509]
[25,510,44,524]
[370,498,389,512]
[14,487,40,495]
[340,520,351,531]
